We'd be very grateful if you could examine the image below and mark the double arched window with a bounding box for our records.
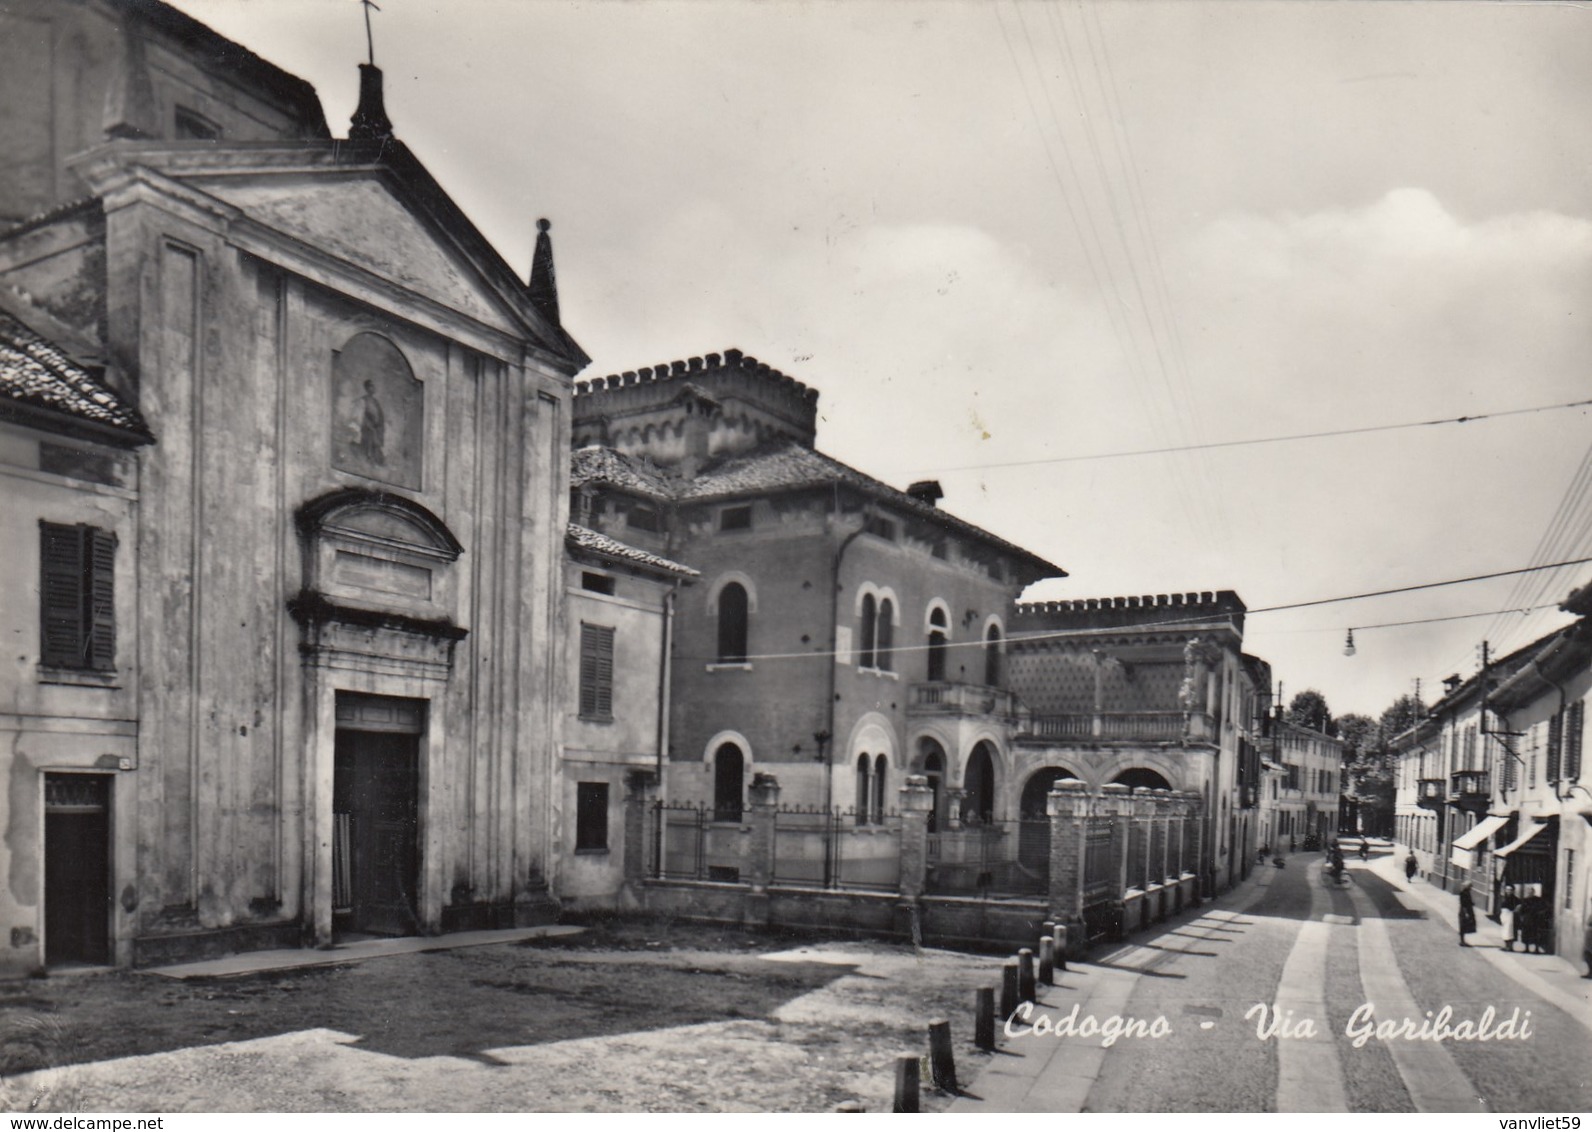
[857,588,895,672]
[855,753,889,824]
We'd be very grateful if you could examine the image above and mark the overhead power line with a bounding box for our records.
[674,559,1592,664]
[1248,556,1592,615]
[905,396,1592,475]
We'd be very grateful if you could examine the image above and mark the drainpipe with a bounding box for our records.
[823,500,870,886]
[650,581,678,881]
[656,582,679,794]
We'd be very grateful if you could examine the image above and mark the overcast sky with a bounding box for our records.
[176,0,1592,719]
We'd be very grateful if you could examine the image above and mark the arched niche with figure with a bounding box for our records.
[331,331,424,490]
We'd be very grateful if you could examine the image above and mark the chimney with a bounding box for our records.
[349,63,393,141]
[906,480,944,507]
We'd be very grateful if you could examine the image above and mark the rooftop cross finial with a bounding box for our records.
[360,0,381,66]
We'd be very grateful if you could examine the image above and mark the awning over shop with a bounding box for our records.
[1452,814,1509,851]
[1493,819,1551,859]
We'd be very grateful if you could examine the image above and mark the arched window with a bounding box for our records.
[919,739,946,833]
[713,744,745,822]
[717,582,749,663]
[964,743,996,825]
[859,593,877,669]
[876,598,894,672]
[927,607,948,682]
[983,623,1003,687]
[856,754,871,824]
[872,754,888,823]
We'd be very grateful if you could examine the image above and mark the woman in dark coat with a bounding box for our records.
[1458,883,1477,947]
[1405,851,1418,882]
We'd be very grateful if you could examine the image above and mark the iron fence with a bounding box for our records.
[925,818,1049,898]
[770,806,902,891]
[649,802,749,883]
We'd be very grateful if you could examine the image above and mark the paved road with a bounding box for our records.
[960,851,1592,1113]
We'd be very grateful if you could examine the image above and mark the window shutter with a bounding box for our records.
[88,528,116,671]
[579,623,614,718]
[40,523,85,667]
[1567,701,1584,782]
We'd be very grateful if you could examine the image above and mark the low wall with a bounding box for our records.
[638,879,1048,951]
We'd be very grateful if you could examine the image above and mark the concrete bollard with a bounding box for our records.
[1038,936,1055,985]
[1018,948,1036,1004]
[1054,923,1069,972]
[1000,961,1019,1018]
[975,987,996,1051]
[928,1018,957,1093]
[834,1100,865,1113]
[1043,919,1056,944]
[893,1054,920,1113]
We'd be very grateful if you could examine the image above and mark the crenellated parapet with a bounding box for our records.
[1013,590,1246,634]
[573,349,817,443]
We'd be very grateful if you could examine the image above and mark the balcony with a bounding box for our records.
[1450,769,1491,811]
[907,681,1023,719]
[1019,710,1216,745]
[1417,778,1445,809]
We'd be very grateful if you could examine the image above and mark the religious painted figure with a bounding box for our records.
[331,331,422,489]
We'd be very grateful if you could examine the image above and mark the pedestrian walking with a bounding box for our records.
[1404,851,1418,882]
[1500,885,1519,952]
[1359,840,1369,861]
[1582,910,1592,978]
[1519,889,1550,954]
[1458,883,1477,947]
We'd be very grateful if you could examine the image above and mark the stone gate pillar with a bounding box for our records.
[1184,791,1206,906]
[897,774,934,940]
[744,772,781,927]
[898,775,934,900]
[1152,789,1174,922]
[1046,780,1090,942]
[1100,782,1132,940]
[622,769,658,886]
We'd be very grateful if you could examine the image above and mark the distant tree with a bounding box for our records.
[1335,713,1378,759]
[1378,694,1425,746]
[1287,688,1334,735]
[1336,712,1389,836]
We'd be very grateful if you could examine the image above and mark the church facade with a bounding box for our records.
[0,0,584,972]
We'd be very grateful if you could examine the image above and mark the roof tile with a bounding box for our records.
[0,310,150,438]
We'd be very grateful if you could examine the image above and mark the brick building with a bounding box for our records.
[1004,592,1268,894]
[568,351,1066,830]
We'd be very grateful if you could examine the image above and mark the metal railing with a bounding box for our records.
[908,682,1023,718]
[769,806,902,891]
[1020,711,1214,743]
[925,818,1049,898]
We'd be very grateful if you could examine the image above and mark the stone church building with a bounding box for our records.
[0,0,585,972]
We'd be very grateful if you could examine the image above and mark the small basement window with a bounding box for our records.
[581,571,616,595]
[719,505,753,532]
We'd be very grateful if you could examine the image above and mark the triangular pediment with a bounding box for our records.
[188,170,524,337]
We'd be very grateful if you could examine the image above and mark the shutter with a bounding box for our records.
[39,522,85,667]
[579,624,614,718]
[88,528,116,671]
[1567,701,1584,783]
[593,626,614,717]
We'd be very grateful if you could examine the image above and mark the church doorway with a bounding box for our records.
[333,694,424,938]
